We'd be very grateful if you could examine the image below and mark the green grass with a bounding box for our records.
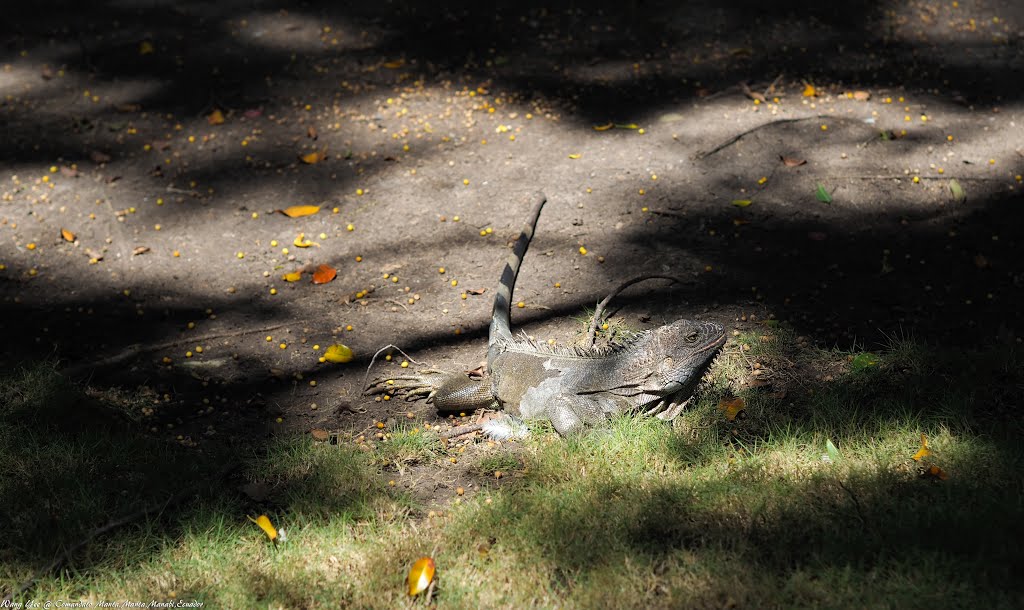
[2,331,1023,608]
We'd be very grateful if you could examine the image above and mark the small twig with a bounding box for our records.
[695,115,840,159]
[763,73,784,98]
[439,422,484,439]
[3,462,237,602]
[361,344,422,394]
[836,479,868,527]
[586,275,681,348]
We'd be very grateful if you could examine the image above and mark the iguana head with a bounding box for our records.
[646,319,726,395]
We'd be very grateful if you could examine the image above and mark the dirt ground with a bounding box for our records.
[1,0,1023,452]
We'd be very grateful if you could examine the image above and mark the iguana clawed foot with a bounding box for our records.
[363,369,452,401]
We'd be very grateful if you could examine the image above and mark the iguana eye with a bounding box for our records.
[685,331,699,343]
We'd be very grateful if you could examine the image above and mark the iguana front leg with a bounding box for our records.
[365,370,496,411]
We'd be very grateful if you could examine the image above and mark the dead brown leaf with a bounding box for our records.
[466,287,487,295]
[311,429,330,442]
[307,126,318,140]
[132,246,151,256]
[781,155,807,167]
[90,150,112,164]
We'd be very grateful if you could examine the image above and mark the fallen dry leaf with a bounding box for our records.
[300,150,325,164]
[802,83,817,97]
[383,59,406,69]
[312,264,337,284]
[248,514,279,541]
[593,123,614,131]
[323,344,354,363]
[277,205,320,218]
[60,228,76,242]
[307,126,318,140]
[89,150,112,164]
[293,233,314,248]
[311,429,330,442]
[132,246,150,256]
[852,90,871,101]
[911,433,931,462]
[207,109,226,125]
[407,557,436,596]
[924,465,949,480]
[59,166,80,178]
[718,397,745,421]
[780,155,807,167]
[466,287,487,295]
[282,271,303,282]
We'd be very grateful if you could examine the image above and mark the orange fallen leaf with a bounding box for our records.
[278,205,320,218]
[300,150,325,164]
[312,264,337,284]
[282,271,303,282]
[852,90,871,101]
[311,429,330,442]
[718,397,745,421]
[802,83,817,97]
[323,344,354,363]
[407,557,436,596]
[60,228,76,242]
[911,433,931,462]
[207,109,226,125]
[248,514,279,541]
[925,465,949,480]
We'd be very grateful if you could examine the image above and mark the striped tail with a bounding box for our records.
[487,192,548,367]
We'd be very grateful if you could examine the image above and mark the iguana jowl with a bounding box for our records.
[367,193,726,437]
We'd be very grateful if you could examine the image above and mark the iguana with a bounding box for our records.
[365,192,726,438]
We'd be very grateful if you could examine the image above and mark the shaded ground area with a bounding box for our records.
[1,0,1023,605]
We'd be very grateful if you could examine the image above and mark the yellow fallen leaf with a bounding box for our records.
[731,199,753,208]
[407,557,436,596]
[718,397,745,421]
[911,433,931,461]
[614,123,640,129]
[593,123,614,131]
[567,153,581,159]
[802,83,817,97]
[278,205,320,218]
[294,233,313,248]
[60,228,76,242]
[207,109,226,125]
[383,59,405,69]
[282,271,303,282]
[323,344,354,363]
[139,40,154,55]
[248,514,278,541]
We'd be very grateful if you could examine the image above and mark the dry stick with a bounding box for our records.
[3,462,238,603]
[695,115,841,159]
[61,322,297,377]
[360,344,422,394]
[439,422,485,439]
[586,275,682,348]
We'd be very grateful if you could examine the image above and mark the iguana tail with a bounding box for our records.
[487,192,547,368]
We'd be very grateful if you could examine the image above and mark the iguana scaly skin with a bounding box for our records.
[367,193,726,437]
